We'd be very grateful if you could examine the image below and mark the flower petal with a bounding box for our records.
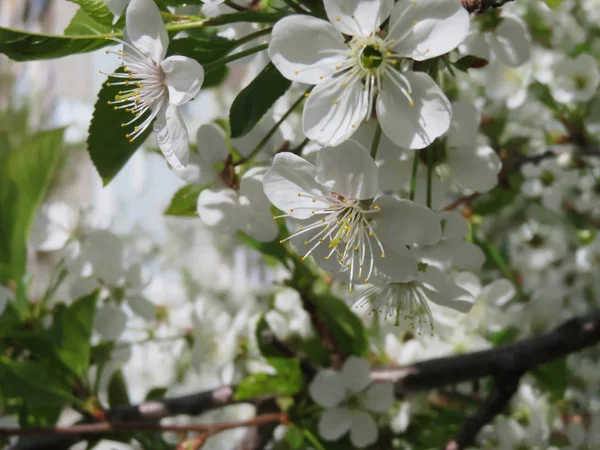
[94,304,128,341]
[268,15,348,84]
[196,187,240,234]
[349,410,378,448]
[371,245,418,284]
[324,0,393,37]
[309,370,346,407]
[171,151,215,185]
[316,140,378,200]
[127,294,157,321]
[125,0,168,63]
[263,153,330,220]
[304,74,368,146]
[373,196,442,248]
[341,356,371,394]
[447,145,502,192]
[387,0,469,60]
[447,100,480,147]
[318,407,353,442]
[161,55,204,106]
[106,0,130,19]
[196,123,229,165]
[419,267,475,313]
[489,17,531,68]
[239,168,279,242]
[377,71,452,149]
[438,211,468,240]
[153,104,190,169]
[362,382,395,413]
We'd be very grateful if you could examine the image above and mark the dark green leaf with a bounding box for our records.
[0,358,74,407]
[108,369,130,407]
[0,129,65,281]
[533,358,567,401]
[48,291,99,378]
[472,172,523,216]
[87,68,154,184]
[0,26,112,61]
[235,358,303,400]
[14,274,31,320]
[164,184,204,216]
[0,303,23,339]
[286,426,305,449]
[313,293,368,357]
[145,387,168,401]
[453,55,489,72]
[229,63,292,138]
[168,36,236,64]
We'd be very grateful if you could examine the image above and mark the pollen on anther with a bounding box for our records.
[336,16,341,21]
[297,192,301,197]
[304,241,309,246]
[304,93,310,98]
[341,82,347,87]
[294,70,299,75]
[273,216,277,220]
[312,198,316,203]
[289,208,294,212]
[374,205,381,210]
[333,100,340,105]
[381,254,386,258]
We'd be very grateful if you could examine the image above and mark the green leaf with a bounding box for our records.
[168,36,237,65]
[472,172,523,216]
[145,387,168,401]
[489,326,520,347]
[229,63,292,138]
[0,303,23,339]
[13,274,31,320]
[286,426,305,449]
[87,68,154,184]
[453,55,489,72]
[533,358,567,401]
[64,8,113,36]
[235,358,303,400]
[164,184,204,216]
[67,0,115,28]
[0,129,65,281]
[543,0,563,8]
[313,293,368,357]
[108,369,130,407]
[48,291,99,379]
[0,26,111,61]
[0,358,74,407]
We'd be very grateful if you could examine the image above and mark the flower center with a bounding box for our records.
[360,45,384,71]
[103,38,168,143]
[276,192,385,292]
[349,36,390,77]
[574,75,589,90]
[539,169,555,186]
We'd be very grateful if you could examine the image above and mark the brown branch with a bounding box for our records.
[260,329,318,376]
[461,0,515,14]
[372,308,600,449]
[0,414,286,438]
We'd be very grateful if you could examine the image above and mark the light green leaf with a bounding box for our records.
[229,62,292,138]
[235,358,303,400]
[64,8,113,36]
[533,358,567,401]
[0,129,65,282]
[67,0,116,28]
[164,184,204,216]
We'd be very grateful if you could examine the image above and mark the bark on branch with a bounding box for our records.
[461,0,515,14]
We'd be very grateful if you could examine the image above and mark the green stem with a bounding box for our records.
[232,27,272,48]
[292,137,310,154]
[281,0,310,14]
[241,88,310,164]
[409,150,419,201]
[370,123,383,159]
[426,145,434,208]
[203,43,268,71]
[165,11,285,32]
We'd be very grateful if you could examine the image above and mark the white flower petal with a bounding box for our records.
[171,152,215,185]
[489,17,531,68]
[349,410,378,448]
[419,267,475,313]
[94,304,128,341]
[239,169,279,242]
[318,407,353,442]
[341,356,371,394]
[316,140,378,200]
[362,382,395,413]
[125,0,169,63]
[447,100,480,147]
[438,211,468,240]
[447,145,502,193]
[481,279,515,307]
[161,55,204,106]
[371,245,419,284]
[127,294,157,321]
[268,15,348,84]
[197,187,240,234]
[153,104,190,169]
[303,74,369,147]
[196,123,229,165]
[452,271,482,298]
[263,153,330,220]
[374,196,442,248]
[387,0,469,60]
[377,71,451,149]
[324,0,393,37]
[106,0,130,18]
[309,370,346,408]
